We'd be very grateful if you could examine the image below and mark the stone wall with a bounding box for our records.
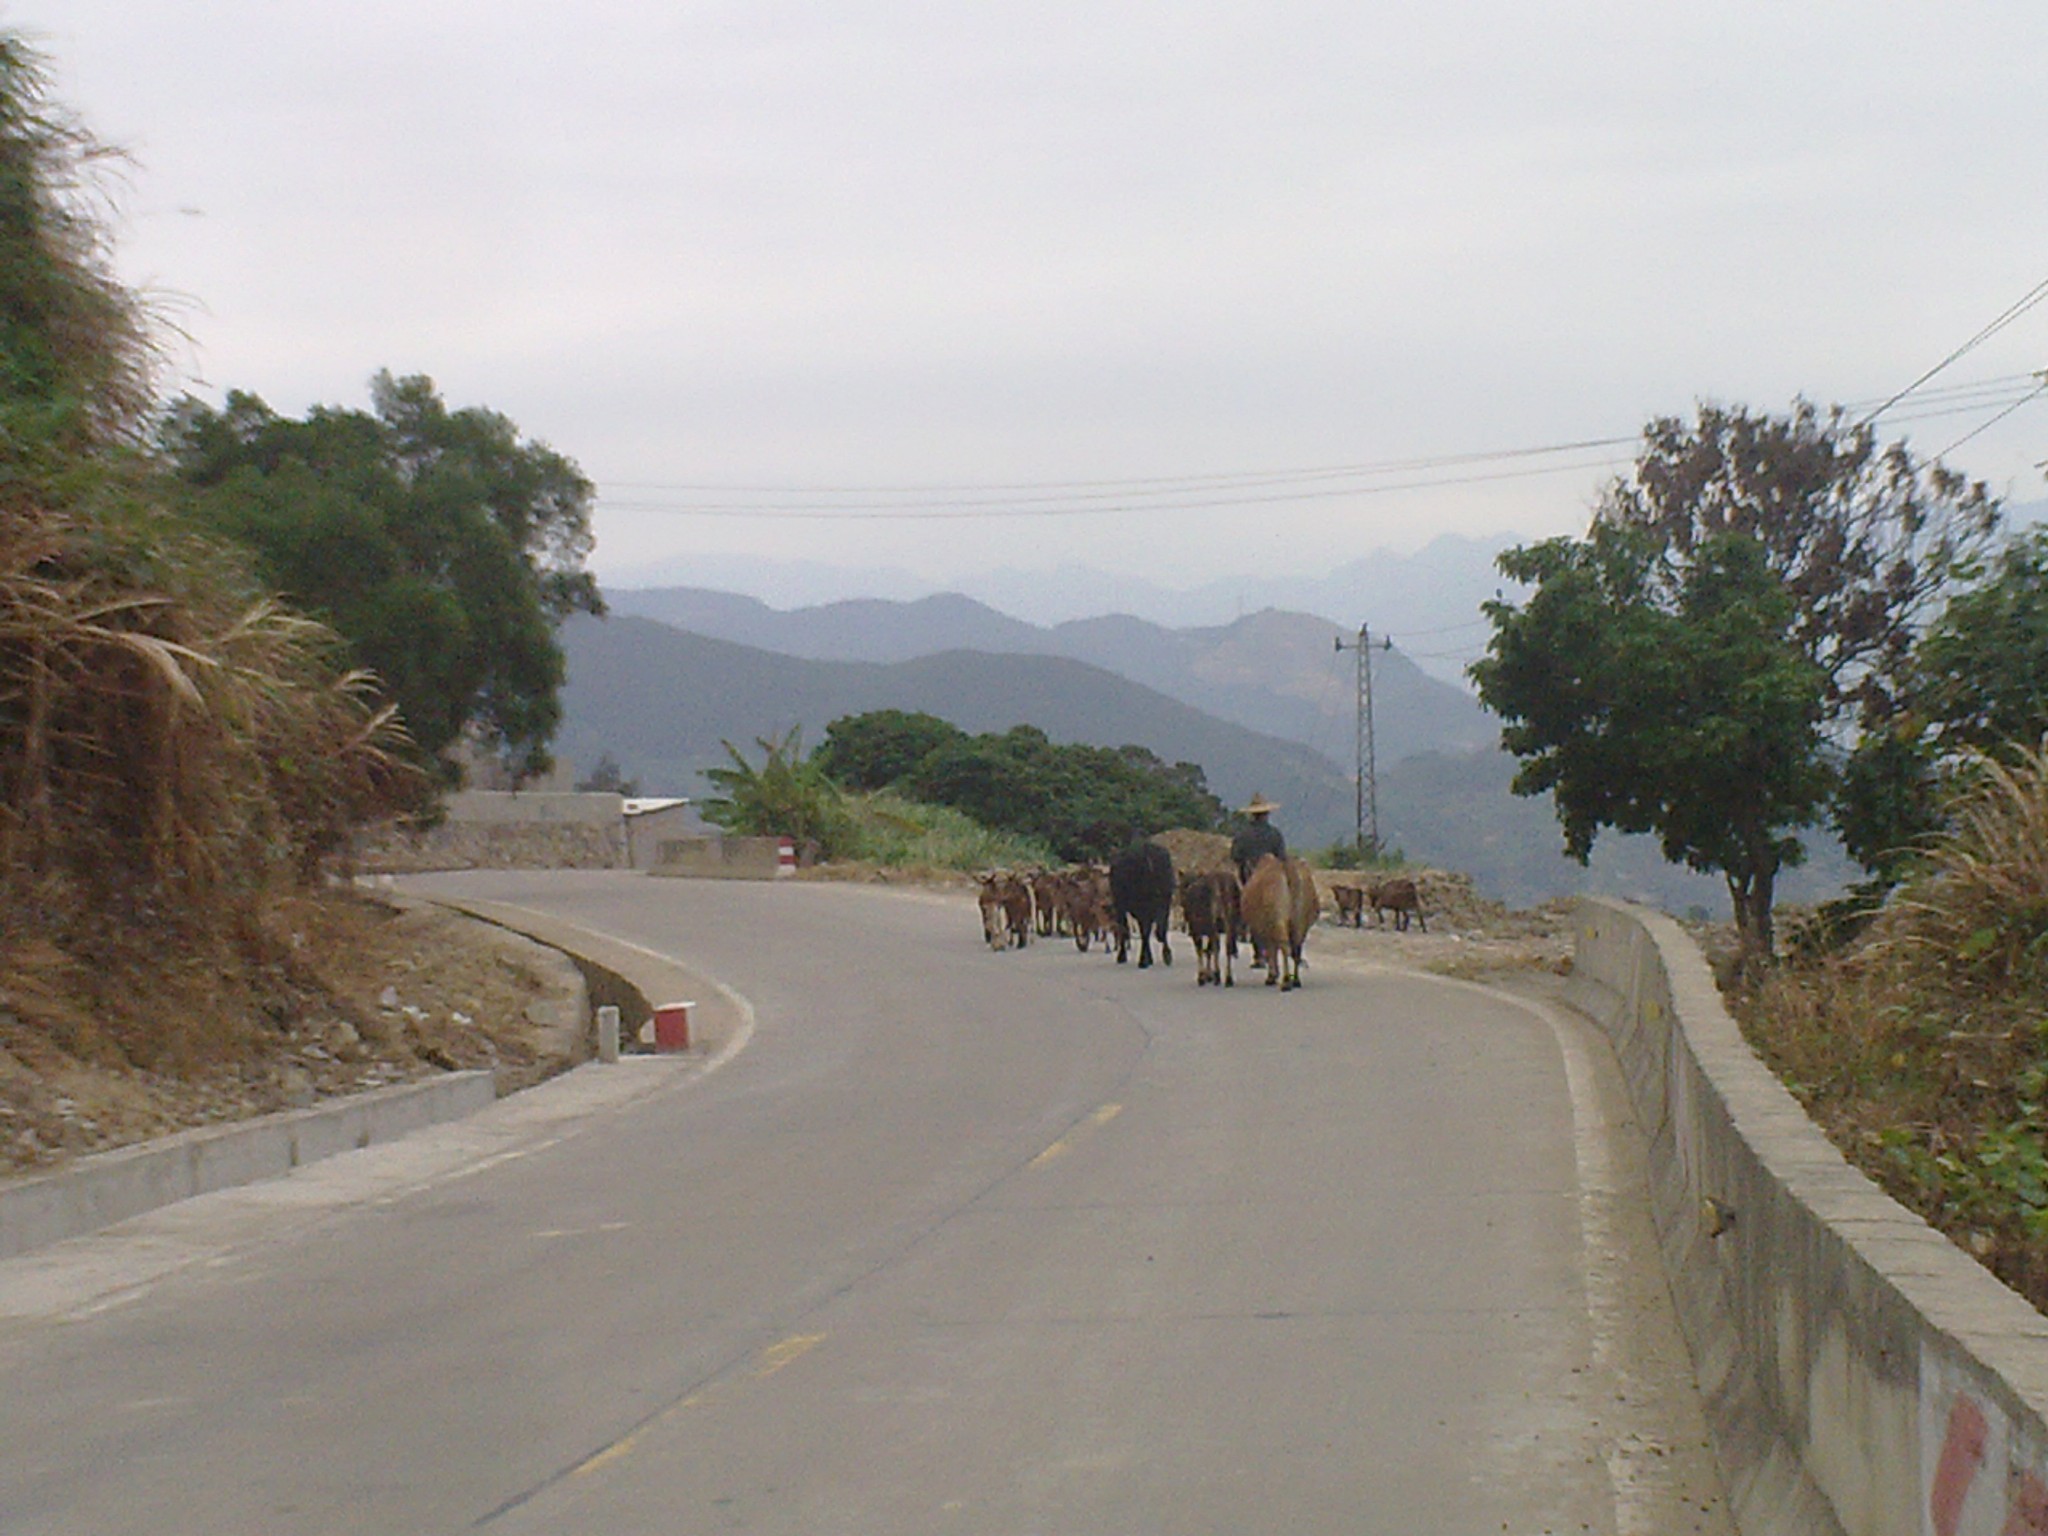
[354,820,626,874]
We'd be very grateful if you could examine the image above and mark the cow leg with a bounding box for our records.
[1158,921,1172,967]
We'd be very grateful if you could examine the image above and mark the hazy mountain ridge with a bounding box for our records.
[559,612,1854,910]
[603,532,1527,685]
[556,615,1359,842]
[605,588,1497,767]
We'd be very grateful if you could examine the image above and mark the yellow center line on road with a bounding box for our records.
[1028,1102,1123,1168]
[570,1334,828,1480]
[755,1332,827,1378]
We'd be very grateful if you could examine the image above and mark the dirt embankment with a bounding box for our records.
[0,892,586,1177]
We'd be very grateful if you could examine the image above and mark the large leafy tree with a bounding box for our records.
[161,373,604,781]
[1474,525,1829,961]
[1912,523,2048,758]
[905,725,1223,862]
[808,710,1223,863]
[1602,401,2000,736]
[1476,401,1999,959]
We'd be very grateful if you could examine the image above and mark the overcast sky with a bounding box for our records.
[27,2,2048,593]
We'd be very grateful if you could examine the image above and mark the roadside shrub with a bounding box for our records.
[841,789,1055,872]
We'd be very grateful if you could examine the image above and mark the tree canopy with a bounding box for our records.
[1473,401,1996,961]
[1600,400,1999,736]
[813,712,1223,863]
[1474,523,1830,959]
[1839,522,2048,881]
[161,373,604,781]
[812,709,965,791]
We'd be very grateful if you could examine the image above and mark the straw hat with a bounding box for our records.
[1242,793,1280,816]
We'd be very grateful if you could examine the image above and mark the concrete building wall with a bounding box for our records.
[624,803,702,869]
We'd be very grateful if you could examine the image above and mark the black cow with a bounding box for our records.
[1109,840,1175,968]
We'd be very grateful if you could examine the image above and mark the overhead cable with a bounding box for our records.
[1855,277,2048,428]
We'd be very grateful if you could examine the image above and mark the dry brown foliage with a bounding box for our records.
[0,504,426,1068]
[1738,741,2048,1309]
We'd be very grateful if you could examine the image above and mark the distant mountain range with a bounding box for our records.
[603,588,1497,766]
[556,615,1360,844]
[602,531,1526,686]
[567,579,1858,911]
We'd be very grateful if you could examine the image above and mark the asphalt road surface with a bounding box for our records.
[0,872,1734,1534]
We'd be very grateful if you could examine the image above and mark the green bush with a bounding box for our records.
[841,789,1055,871]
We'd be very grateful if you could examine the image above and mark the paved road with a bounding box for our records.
[0,872,1733,1534]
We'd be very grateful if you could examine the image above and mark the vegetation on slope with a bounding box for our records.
[0,37,412,1072]
[1737,741,2048,1309]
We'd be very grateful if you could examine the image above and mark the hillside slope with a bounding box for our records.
[556,615,1358,842]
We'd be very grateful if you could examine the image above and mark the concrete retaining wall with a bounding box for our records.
[1568,898,2048,1536]
[355,820,626,873]
[0,1072,496,1261]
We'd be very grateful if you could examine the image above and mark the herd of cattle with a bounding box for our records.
[974,844,1426,992]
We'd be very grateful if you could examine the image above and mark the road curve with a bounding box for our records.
[0,872,1732,1534]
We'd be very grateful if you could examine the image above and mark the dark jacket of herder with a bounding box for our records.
[1230,820,1286,882]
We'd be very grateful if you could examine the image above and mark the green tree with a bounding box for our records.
[1600,401,1999,737]
[161,373,604,781]
[1474,524,1830,964]
[702,728,853,857]
[1914,523,2048,758]
[1476,400,2000,958]
[902,723,1223,862]
[813,709,965,789]
[1840,523,2048,881]
[0,36,154,500]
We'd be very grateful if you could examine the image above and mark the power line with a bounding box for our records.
[594,367,2048,524]
[1855,277,2048,428]
[598,454,1632,521]
[1935,376,2048,459]
[600,434,1640,499]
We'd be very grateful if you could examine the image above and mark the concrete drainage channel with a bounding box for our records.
[0,896,747,1266]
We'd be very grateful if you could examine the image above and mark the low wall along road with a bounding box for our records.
[1569,897,2048,1536]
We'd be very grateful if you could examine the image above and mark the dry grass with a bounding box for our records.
[1737,740,2048,1308]
[0,37,432,1098]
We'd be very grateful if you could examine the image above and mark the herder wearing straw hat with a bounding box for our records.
[1230,792,1286,885]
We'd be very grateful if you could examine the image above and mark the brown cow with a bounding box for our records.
[1240,854,1314,990]
[1028,868,1064,937]
[1331,882,1366,928]
[1369,876,1426,932]
[976,871,1034,950]
[1059,866,1113,952]
[1178,868,1241,987]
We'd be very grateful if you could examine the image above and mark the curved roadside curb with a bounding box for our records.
[0,896,753,1268]
[419,894,753,1070]
[1567,896,2048,1536]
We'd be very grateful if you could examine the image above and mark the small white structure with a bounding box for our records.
[622,798,707,870]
